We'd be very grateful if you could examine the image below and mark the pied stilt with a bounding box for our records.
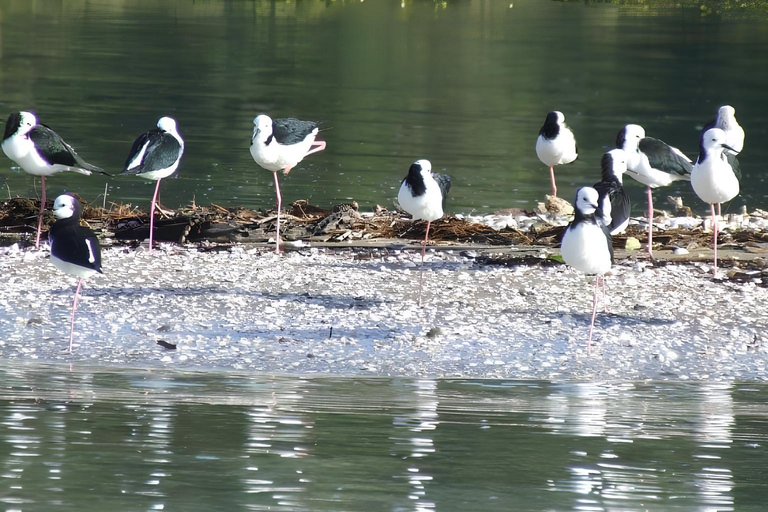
[593,149,631,236]
[691,128,740,277]
[48,193,103,353]
[561,187,613,351]
[703,105,744,153]
[616,124,692,257]
[1,111,109,249]
[120,116,184,254]
[397,159,451,306]
[536,111,578,197]
[250,114,326,254]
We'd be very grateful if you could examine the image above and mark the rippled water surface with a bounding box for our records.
[1,364,768,511]
[0,0,767,216]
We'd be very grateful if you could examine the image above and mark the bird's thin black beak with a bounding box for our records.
[722,143,738,155]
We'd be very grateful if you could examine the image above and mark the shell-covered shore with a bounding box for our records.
[0,242,765,381]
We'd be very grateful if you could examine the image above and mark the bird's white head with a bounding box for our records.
[718,105,736,119]
[413,159,432,176]
[252,114,274,144]
[52,194,80,220]
[606,148,628,175]
[157,116,178,133]
[619,124,645,151]
[574,187,600,216]
[157,116,183,147]
[553,111,565,124]
[701,127,735,154]
[15,111,38,136]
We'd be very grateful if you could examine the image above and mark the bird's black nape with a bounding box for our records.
[3,112,21,141]
[404,161,427,197]
[615,126,627,149]
[539,111,560,139]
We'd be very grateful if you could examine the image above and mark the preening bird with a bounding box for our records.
[250,114,326,254]
[120,116,184,254]
[536,111,578,197]
[593,149,631,236]
[616,124,692,257]
[397,159,451,306]
[48,193,103,353]
[1,111,109,248]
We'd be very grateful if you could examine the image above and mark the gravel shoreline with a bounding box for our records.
[0,243,766,381]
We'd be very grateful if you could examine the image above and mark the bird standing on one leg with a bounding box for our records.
[702,105,744,218]
[691,128,740,277]
[593,149,631,236]
[48,193,103,353]
[561,187,613,352]
[616,124,692,258]
[1,111,109,249]
[397,159,451,307]
[250,114,326,254]
[536,111,578,197]
[120,116,184,254]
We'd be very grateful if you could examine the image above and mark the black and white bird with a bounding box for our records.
[703,105,744,153]
[250,114,326,254]
[397,159,451,306]
[120,116,184,254]
[561,187,613,351]
[48,193,103,353]
[616,124,693,257]
[691,128,740,277]
[593,149,631,236]
[1,111,109,249]
[536,111,578,197]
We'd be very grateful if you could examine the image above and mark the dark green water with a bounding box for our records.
[1,364,768,511]
[0,0,766,217]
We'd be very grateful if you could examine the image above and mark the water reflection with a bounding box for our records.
[0,366,768,511]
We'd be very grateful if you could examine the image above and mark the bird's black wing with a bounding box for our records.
[603,220,614,265]
[272,118,320,145]
[638,137,692,177]
[49,223,103,273]
[593,178,630,236]
[29,125,109,175]
[432,173,452,207]
[121,130,181,175]
[727,152,741,181]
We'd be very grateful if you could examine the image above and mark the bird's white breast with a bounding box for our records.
[691,157,739,205]
[536,130,577,167]
[398,176,444,222]
[561,222,611,275]
[50,254,99,279]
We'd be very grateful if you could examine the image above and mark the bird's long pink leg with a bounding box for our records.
[282,142,326,176]
[647,186,654,258]
[35,176,46,249]
[549,166,557,197]
[273,170,282,254]
[68,278,83,353]
[587,275,600,354]
[148,179,162,254]
[712,203,719,276]
[305,140,326,157]
[417,220,432,307]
